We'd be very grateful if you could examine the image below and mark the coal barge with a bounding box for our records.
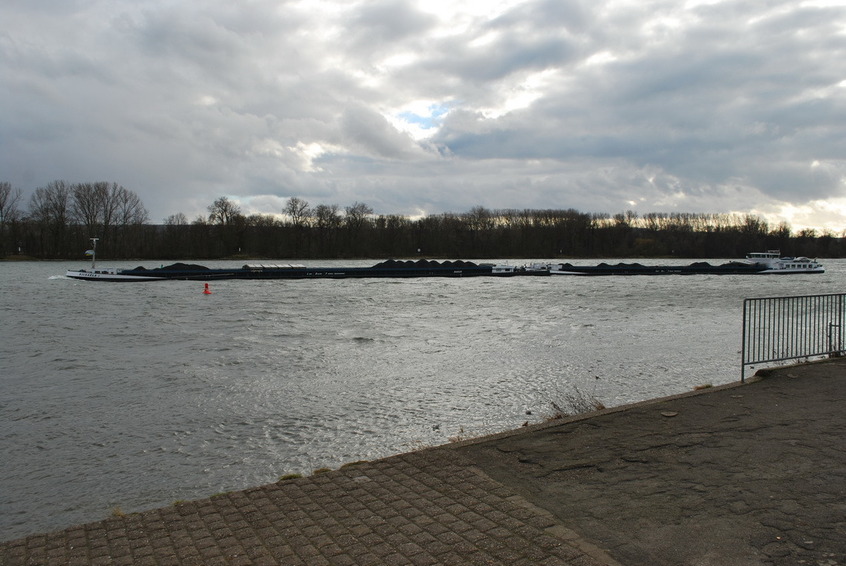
[66,259,550,281]
[549,251,825,275]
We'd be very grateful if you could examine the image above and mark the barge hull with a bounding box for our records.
[550,263,768,275]
[66,260,545,282]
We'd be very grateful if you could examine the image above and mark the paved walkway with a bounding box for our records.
[2,359,844,565]
[459,359,846,565]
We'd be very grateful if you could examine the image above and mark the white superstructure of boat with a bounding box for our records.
[744,251,825,274]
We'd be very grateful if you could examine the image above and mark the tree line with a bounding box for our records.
[1,181,844,260]
[1,181,149,259]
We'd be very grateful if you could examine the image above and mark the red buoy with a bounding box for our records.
[203,283,212,295]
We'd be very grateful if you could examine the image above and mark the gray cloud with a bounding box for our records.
[2,0,846,229]
[346,0,437,47]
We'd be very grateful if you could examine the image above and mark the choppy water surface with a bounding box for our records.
[1,258,843,540]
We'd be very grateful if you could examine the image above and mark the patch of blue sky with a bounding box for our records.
[398,103,450,130]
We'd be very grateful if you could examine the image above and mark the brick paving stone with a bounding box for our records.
[397,506,424,521]
[407,551,440,566]
[355,552,382,566]
[434,530,464,546]
[327,555,356,566]
[397,522,425,538]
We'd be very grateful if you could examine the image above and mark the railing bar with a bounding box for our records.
[820,295,825,351]
[787,297,793,359]
[756,300,761,365]
[752,299,758,365]
[760,299,766,361]
[778,297,784,358]
[801,296,806,355]
[804,296,809,355]
[751,298,757,367]
[747,302,762,361]
[740,293,846,377]
[760,298,766,363]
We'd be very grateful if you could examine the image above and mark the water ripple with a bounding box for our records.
[1,259,843,540]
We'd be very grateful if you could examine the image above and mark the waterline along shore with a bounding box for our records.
[2,359,845,565]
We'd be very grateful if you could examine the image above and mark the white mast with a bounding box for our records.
[90,237,99,269]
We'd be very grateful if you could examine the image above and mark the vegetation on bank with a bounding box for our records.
[1,181,843,260]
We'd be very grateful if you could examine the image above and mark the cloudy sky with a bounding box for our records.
[3,0,846,230]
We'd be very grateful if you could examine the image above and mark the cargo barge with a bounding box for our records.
[66,258,549,281]
[549,251,824,275]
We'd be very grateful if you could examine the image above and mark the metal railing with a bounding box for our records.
[741,293,845,381]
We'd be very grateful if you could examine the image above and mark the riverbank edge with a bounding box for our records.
[2,358,843,565]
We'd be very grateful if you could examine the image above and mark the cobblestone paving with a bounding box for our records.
[0,450,616,566]
[458,360,846,566]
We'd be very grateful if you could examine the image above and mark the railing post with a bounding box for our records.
[741,298,749,383]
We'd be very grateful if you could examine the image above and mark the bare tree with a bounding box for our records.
[464,205,493,231]
[344,201,373,230]
[0,182,22,224]
[29,181,74,256]
[164,212,189,226]
[114,185,148,226]
[72,182,107,236]
[246,213,278,228]
[30,181,73,227]
[312,203,342,255]
[206,196,246,255]
[742,214,768,235]
[72,182,147,243]
[208,196,242,225]
[284,197,311,228]
[0,182,23,255]
[314,204,341,230]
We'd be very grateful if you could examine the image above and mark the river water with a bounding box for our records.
[1,258,843,540]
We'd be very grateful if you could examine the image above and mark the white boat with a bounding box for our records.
[744,251,825,274]
[65,267,168,281]
[66,238,168,281]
